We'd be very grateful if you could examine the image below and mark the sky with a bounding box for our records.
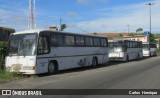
[0,0,160,33]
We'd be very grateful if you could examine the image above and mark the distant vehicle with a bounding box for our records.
[5,29,109,74]
[142,42,157,57]
[109,40,143,61]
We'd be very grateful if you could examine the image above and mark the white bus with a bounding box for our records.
[109,40,143,61]
[5,29,109,74]
[142,42,157,57]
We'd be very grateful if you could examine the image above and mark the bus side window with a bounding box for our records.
[85,37,93,46]
[100,39,107,47]
[123,42,127,52]
[65,35,75,46]
[51,34,58,46]
[38,36,49,54]
[51,34,63,47]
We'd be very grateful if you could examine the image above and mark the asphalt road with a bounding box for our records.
[1,56,160,98]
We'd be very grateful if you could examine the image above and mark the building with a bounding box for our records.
[123,35,149,43]
[94,33,129,40]
[0,27,15,41]
[94,32,149,43]
[49,26,58,31]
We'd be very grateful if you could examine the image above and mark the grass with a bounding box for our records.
[0,71,23,84]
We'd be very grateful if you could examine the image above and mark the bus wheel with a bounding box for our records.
[149,53,152,57]
[48,62,55,74]
[126,55,129,62]
[155,52,157,56]
[92,57,98,67]
[137,54,140,59]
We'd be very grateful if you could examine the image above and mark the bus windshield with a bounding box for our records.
[8,33,37,56]
[109,42,125,52]
[142,44,149,50]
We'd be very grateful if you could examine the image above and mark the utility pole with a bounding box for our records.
[146,3,155,34]
[29,0,36,29]
[146,3,155,42]
[60,18,62,27]
[59,18,62,31]
[127,24,130,34]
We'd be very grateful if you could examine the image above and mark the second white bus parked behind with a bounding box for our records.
[109,40,143,61]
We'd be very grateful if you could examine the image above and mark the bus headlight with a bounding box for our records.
[119,53,124,57]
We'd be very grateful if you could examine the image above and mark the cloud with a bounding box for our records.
[66,11,79,18]
[0,0,29,31]
[68,0,160,33]
[0,8,28,31]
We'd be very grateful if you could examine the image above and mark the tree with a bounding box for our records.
[60,24,67,31]
[128,33,135,37]
[150,34,157,43]
[0,42,7,70]
[136,28,143,33]
[119,33,123,37]
[93,32,98,35]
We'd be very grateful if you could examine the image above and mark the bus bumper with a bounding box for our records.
[109,53,125,61]
[109,57,125,61]
[143,51,150,57]
[6,66,37,74]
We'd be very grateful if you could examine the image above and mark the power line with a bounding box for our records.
[0,6,27,14]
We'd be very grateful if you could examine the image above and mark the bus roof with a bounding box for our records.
[12,29,107,38]
[13,29,45,35]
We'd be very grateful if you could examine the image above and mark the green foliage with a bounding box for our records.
[154,34,160,39]
[119,33,123,37]
[93,32,98,35]
[60,24,67,31]
[150,34,157,43]
[136,28,143,33]
[3,28,15,31]
[128,33,135,37]
[0,42,7,70]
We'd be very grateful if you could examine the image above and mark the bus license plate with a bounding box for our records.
[12,64,22,72]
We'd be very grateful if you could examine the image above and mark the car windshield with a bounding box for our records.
[8,33,37,56]
[142,44,149,50]
[109,42,125,52]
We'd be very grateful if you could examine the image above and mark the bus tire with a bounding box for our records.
[92,57,98,67]
[155,52,157,56]
[48,61,58,74]
[126,55,129,62]
[137,54,140,59]
[149,53,152,57]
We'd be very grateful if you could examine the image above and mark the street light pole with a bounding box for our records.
[146,3,155,34]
